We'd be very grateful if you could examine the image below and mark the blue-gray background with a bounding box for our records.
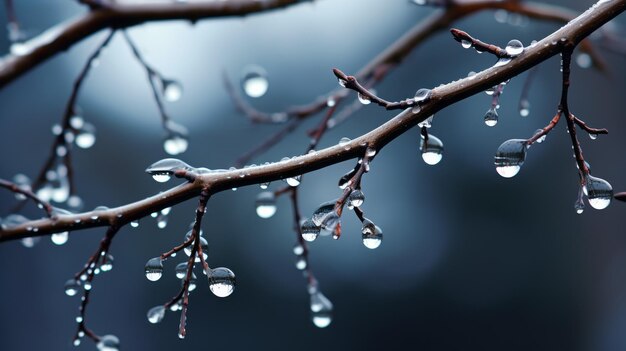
[0,1,625,350]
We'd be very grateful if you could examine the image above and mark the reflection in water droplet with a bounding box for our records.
[64,279,80,296]
[310,291,333,328]
[584,175,612,210]
[505,39,524,56]
[494,139,527,178]
[361,219,383,249]
[484,108,498,127]
[163,135,188,155]
[420,134,444,165]
[147,305,166,324]
[209,267,236,297]
[255,192,277,219]
[96,334,120,351]
[162,79,183,102]
[144,257,164,281]
[357,93,371,105]
[301,219,320,242]
[461,39,472,49]
[51,231,69,245]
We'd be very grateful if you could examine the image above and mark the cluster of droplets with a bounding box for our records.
[361,218,383,249]
[241,65,269,98]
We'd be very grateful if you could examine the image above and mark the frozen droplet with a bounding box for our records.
[96,334,120,351]
[145,257,164,281]
[348,189,365,208]
[163,135,188,155]
[461,39,472,49]
[301,219,320,242]
[519,99,530,117]
[255,192,277,219]
[51,231,69,245]
[420,134,444,165]
[147,305,165,324]
[361,219,383,249]
[64,279,80,296]
[285,175,301,187]
[209,267,236,297]
[241,65,269,98]
[584,175,612,210]
[310,291,333,328]
[162,79,183,102]
[494,139,527,178]
[99,254,114,272]
[414,88,431,103]
[576,53,592,68]
[357,93,371,105]
[484,108,498,127]
[418,115,434,128]
[505,39,524,56]
[75,124,96,149]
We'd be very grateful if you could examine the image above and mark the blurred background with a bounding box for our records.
[0,0,625,350]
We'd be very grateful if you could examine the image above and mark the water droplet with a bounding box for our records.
[156,212,168,229]
[575,198,585,214]
[67,195,83,210]
[163,135,188,155]
[494,139,527,178]
[83,281,92,290]
[76,316,83,323]
[301,219,321,242]
[162,79,183,102]
[461,39,472,49]
[519,99,530,117]
[147,305,166,324]
[241,65,269,98]
[589,133,598,140]
[295,256,307,270]
[260,182,270,190]
[64,279,80,296]
[70,116,84,129]
[310,291,333,328]
[145,257,164,281]
[348,189,365,208]
[21,236,40,248]
[130,220,139,228]
[99,254,114,272]
[505,39,524,56]
[366,148,377,157]
[293,244,304,255]
[584,175,612,210]
[485,86,496,96]
[576,53,592,69]
[285,175,301,187]
[420,134,444,165]
[321,211,340,232]
[361,219,383,249]
[96,334,120,351]
[311,200,336,227]
[414,88,431,103]
[418,115,434,128]
[484,108,498,127]
[534,129,546,143]
[75,124,96,149]
[73,339,81,347]
[51,231,69,245]
[357,93,371,105]
[255,192,277,219]
[326,97,336,107]
[493,57,511,67]
[209,267,236,297]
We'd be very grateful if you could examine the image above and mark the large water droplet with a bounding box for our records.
[51,231,69,245]
[505,39,524,56]
[310,291,333,328]
[484,108,498,127]
[584,175,612,210]
[494,139,527,178]
[242,66,269,98]
[420,134,444,165]
[361,219,383,249]
[145,257,164,282]
[414,88,431,103]
[163,135,188,155]
[255,192,277,219]
[64,279,80,296]
[147,305,166,324]
[311,200,336,227]
[301,218,321,242]
[209,267,236,297]
[96,334,120,351]
[348,189,365,208]
[162,79,183,102]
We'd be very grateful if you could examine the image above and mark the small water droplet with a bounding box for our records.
[255,192,277,219]
[420,134,444,165]
[357,93,371,105]
[576,53,592,68]
[260,182,270,190]
[484,108,498,127]
[301,219,321,242]
[64,279,80,296]
[589,133,598,140]
[494,139,527,178]
[461,39,472,49]
[162,79,183,102]
[493,57,511,67]
[130,220,139,228]
[293,244,304,255]
[145,257,164,282]
[338,78,347,88]
[147,305,166,324]
[241,65,269,98]
[83,281,92,290]
[414,88,431,103]
[51,231,69,245]
[519,99,530,117]
[163,135,188,155]
[209,267,236,297]
[75,124,96,149]
[175,262,187,279]
[99,254,114,272]
[310,291,333,328]
[21,236,40,248]
[96,334,120,351]
[534,129,546,143]
[505,39,524,56]
[295,256,307,270]
[584,175,612,210]
[285,175,301,187]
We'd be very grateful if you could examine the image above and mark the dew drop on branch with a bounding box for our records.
[295,256,307,270]
[519,99,530,117]
[255,192,277,219]
[175,262,187,279]
[361,219,383,249]
[208,267,236,297]
[414,88,432,103]
[348,189,365,208]
[96,334,120,351]
[51,231,69,245]
[589,133,598,140]
[357,93,371,105]
[484,108,499,127]
[534,129,546,144]
[64,279,80,296]
[493,57,511,68]
[461,39,472,49]
[161,79,183,102]
[144,257,164,282]
[576,53,592,69]
[301,218,321,242]
[311,200,337,227]
[99,254,114,272]
[310,291,333,328]
[75,123,96,149]
[284,175,301,187]
[163,135,188,155]
[505,39,524,56]
[147,305,165,324]
[420,134,444,166]
[494,139,527,178]
[241,65,269,98]
[584,175,612,210]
